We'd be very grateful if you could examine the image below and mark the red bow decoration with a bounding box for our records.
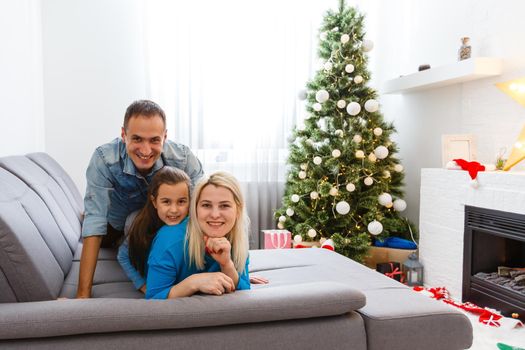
[453,159,485,180]
[385,263,405,283]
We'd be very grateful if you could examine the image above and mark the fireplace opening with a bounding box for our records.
[463,206,525,321]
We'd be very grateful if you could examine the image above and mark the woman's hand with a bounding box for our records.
[204,236,232,267]
[189,272,235,295]
[249,275,269,284]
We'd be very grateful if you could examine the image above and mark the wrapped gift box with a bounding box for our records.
[262,230,291,249]
[363,246,416,268]
[376,262,404,282]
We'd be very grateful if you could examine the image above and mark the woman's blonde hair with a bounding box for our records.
[186,171,249,273]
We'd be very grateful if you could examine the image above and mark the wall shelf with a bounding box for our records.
[382,57,503,94]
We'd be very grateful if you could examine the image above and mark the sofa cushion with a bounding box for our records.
[0,156,80,252]
[0,168,68,301]
[0,281,365,340]
[26,152,84,223]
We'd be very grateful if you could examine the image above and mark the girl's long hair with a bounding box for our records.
[186,171,249,273]
[128,166,190,276]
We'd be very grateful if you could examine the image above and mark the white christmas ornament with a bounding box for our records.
[298,170,307,179]
[346,183,356,192]
[367,220,383,235]
[313,156,322,165]
[286,208,295,216]
[294,234,303,243]
[279,215,286,223]
[291,194,300,203]
[355,150,365,159]
[335,129,344,137]
[337,100,346,109]
[364,177,374,186]
[374,146,389,159]
[324,62,333,71]
[354,75,364,84]
[307,229,317,238]
[345,64,355,73]
[313,103,322,112]
[352,134,362,143]
[298,89,307,100]
[340,34,350,44]
[362,39,374,52]
[394,164,404,172]
[373,127,383,136]
[320,32,328,41]
[300,163,308,170]
[277,222,284,229]
[378,193,393,206]
[329,187,338,196]
[346,102,361,116]
[368,153,377,162]
[364,99,379,113]
[383,170,391,178]
[310,191,319,200]
[393,199,407,212]
[335,201,351,215]
[315,90,329,103]
[332,149,341,158]
[332,27,339,32]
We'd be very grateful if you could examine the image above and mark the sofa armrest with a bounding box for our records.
[0,281,365,340]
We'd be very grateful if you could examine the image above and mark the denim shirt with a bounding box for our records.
[81,138,203,237]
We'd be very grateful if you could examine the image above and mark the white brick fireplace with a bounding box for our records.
[419,168,525,299]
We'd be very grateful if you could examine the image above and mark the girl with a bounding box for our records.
[145,171,251,299]
[117,166,191,292]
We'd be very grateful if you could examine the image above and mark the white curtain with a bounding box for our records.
[143,0,334,247]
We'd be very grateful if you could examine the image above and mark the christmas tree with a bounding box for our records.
[275,0,416,262]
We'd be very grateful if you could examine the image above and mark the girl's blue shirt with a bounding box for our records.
[145,217,250,299]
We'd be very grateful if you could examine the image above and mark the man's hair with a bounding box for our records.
[123,100,166,130]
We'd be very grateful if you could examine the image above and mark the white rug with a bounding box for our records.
[465,311,524,350]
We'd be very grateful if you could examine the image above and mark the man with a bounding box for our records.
[77,100,203,298]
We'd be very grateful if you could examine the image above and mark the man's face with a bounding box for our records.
[121,114,167,175]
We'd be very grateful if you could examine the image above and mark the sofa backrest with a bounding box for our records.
[0,155,82,302]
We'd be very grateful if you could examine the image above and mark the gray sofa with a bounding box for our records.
[0,153,473,349]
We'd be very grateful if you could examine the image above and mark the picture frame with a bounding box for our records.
[441,134,477,166]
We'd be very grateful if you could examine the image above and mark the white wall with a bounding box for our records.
[368,0,525,226]
[41,0,148,194]
[0,0,45,156]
